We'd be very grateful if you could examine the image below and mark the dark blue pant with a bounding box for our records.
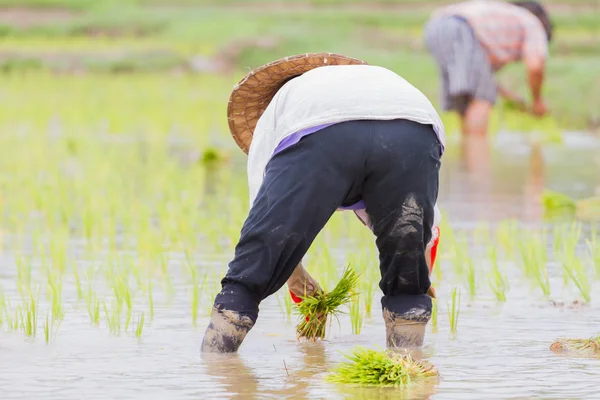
[214,119,442,322]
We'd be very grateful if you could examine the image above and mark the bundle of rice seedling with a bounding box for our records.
[296,266,359,340]
[542,190,600,221]
[550,336,600,357]
[328,347,438,387]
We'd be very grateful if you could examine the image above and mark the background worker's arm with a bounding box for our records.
[522,16,550,117]
[526,56,547,116]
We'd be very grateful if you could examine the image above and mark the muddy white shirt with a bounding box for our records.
[247,64,445,229]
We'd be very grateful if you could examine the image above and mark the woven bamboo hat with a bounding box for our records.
[227,53,367,154]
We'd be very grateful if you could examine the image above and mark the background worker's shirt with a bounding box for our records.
[247,64,446,229]
[430,0,548,70]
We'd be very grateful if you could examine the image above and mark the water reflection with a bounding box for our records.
[202,341,439,400]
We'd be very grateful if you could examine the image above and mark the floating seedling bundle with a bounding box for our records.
[550,336,600,357]
[542,190,600,221]
[295,266,359,340]
[328,347,438,387]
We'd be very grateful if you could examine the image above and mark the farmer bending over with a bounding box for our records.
[201,53,445,353]
[424,0,554,135]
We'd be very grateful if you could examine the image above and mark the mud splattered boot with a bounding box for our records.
[382,295,432,350]
[200,307,256,353]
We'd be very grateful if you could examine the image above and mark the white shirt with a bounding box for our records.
[246,64,445,229]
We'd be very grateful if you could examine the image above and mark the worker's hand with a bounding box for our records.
[531,98,548,117]
[287,262,323,299]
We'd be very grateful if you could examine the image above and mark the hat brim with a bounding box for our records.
[227,53,367,154]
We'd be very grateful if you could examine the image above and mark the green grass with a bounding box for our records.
[328,347,438,387]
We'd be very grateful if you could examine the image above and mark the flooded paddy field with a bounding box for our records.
[0,124,598,399]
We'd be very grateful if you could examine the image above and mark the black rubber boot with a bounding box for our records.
[200,307,255,353]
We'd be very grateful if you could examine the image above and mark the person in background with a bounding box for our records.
[200,53,444,353]
[424,0,554,136]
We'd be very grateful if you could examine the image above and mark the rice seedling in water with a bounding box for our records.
[327,347,438,387]
[191,284,200,326]
[550,335,600,357]
[561,254,591,303]
[448,288,460,337]
[134,312,145,338]
[276,289,294,322]
[431,299,438,334]
[487,246,509,302]
[103,301,121,335]
[555,222,582,286]
[496,219,519,260]
[47,272,64,322]
[518,233,550,298]
[148,280,155,321]
[85,287,101,326]
[21,290,39,338]
[586,226,600,279]
[296,266,359,340]
[465,257,477,300]
[543,190,600,221]
[349,295,364,335]
[44,313,51,344]
[43,312,61,344]
[542,190,577,217]
[3,298,19,331]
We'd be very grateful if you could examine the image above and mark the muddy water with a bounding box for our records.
[1,131,599,399]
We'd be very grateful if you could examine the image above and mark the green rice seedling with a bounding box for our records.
[73,263,84,301]
[542,190,600,221]
[562,254,591,303]
[103,301,121,335]
[44,313,51,344]
[283,287,293,321]
[557,222,582,284]
[276,289,294,322]
[518,233,550,298]
[451,235,470,282]
[349,295,364,335]
[550,335,600,357]
[496,219,519,260]
[21,290,39,338]
[296,266,359,340]
[586,225,599,280]
[85,286,101,326]
[542,190,577,217]
[3,298,18,331]
[148,280,155,321]
[327,347,438,387]
[191,284,199,326]
[431,299,438,334]
[487,246,509,302]
[47,272,64,322]
[134,312,145,339]
[447,288,461,337]
[465,257,477,300]
[16,255,32,293]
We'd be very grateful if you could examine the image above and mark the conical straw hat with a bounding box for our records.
[227,53,367,154]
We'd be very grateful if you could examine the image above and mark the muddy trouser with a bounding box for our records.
[205,119,442,351]
[424,16,497,115]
